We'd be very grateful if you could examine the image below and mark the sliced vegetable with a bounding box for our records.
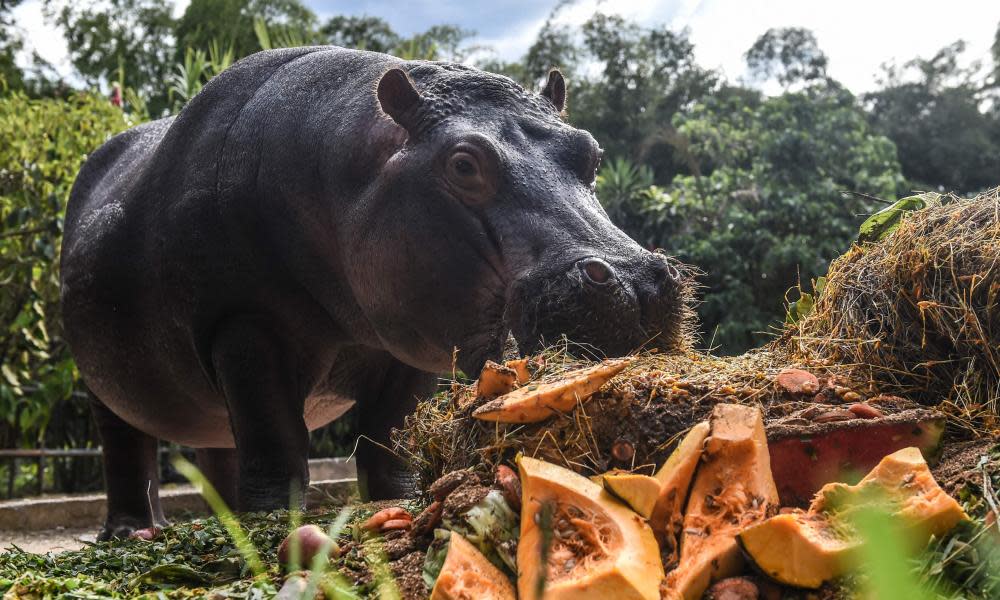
[505,358,532,385]
[429,532,516,600]
[602,472,661,518]
[662,405,778,600]
[473,359,631,423]
[517,455,663,600]
[478,361,518,398]
[443,489,519,572]
[739,447,968,589]
[649,421,710,565]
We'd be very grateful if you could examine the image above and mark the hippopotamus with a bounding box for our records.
[60,46,690,539]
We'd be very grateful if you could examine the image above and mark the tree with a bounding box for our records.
[175,0,317,63]
[601,82,903,352]
[571,13,718,183]
[745,27,828,89]
[866,41,1000,194]
[55,0,176,114]
[319,15,399,53]
[0,0,24,91]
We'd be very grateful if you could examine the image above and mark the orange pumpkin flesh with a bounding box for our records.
[430,533,516,600]
[649,421,710,565]
[473,359,631,423]
[738,447,968,589]
[662,405,778,600]
[477,361,518,398]
[517,455,663,600]
[505,358,532,385]
[602,472,661,518]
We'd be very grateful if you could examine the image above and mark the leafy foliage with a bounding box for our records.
[596,83,903,351]
[866,41,1000,195]
[745,27,829,88]
[55,0,177,115]
[0,92,133,453]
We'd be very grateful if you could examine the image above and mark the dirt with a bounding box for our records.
[389,550,428,600]
[0,527,94,553]
[933,437,998,494]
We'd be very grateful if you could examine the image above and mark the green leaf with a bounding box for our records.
[129,563,211,589]
[857,195,926,243]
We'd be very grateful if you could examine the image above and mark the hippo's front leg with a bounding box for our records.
[357,361,437,500]
[211,316,309,512]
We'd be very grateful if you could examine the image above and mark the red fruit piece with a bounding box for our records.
[362,507,412,531]
[128,526,162,541]
[495,464,522,511]
[775,369,819,395]
[277,524,339,567]
[767,408,946,506]
[848,403,884,419]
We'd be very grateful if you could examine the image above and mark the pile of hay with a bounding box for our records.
[396,344,879,486]
[789,189,1000,434]
[395,189,1000,487]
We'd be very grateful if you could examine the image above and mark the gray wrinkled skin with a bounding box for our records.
[59,46,690,539]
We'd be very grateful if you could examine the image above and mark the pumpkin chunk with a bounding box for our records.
[662,405,778,600]
[430,533,516,600]
[602,472,661,518]
[473,359,631,423]
[505,358,532,385]
[477,361,518,398]
[738,446,968,589]
[649,421,710,565]
[517,455,663,600]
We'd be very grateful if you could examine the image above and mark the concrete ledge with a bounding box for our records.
[0,458,357,532]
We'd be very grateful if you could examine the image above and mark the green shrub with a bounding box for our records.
[0,92,136,453]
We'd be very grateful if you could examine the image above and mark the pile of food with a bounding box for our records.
[2,191,999,599]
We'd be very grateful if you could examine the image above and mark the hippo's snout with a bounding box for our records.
[508,250,694,359]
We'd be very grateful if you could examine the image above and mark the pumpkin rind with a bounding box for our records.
[517,455,663,600]
[662,405,779,600]
[430,533,516,600]
[738,446,968,589]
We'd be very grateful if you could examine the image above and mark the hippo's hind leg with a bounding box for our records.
[356,361,436,500]
[195,448,239,510]
[90,393,167,540]
[211,316,309,512]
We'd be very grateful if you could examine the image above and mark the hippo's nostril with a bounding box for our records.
[578,257,614,285]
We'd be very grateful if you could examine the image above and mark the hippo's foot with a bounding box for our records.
[97,514,169,541]
[362,464,420,500]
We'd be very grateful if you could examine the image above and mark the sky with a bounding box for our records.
[10,0,1000,93]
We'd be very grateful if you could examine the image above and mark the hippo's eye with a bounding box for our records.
[448,152,481,181]
[442,140,498,204]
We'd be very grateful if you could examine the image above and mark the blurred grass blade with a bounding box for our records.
[851,506,935,600]
[172,456,266,577]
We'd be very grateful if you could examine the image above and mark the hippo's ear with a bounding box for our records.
[377,68,422,132]
[541,68,567,114]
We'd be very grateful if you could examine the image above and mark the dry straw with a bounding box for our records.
[790,189,999,436]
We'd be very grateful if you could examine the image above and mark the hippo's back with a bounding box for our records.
[60,46,409,446]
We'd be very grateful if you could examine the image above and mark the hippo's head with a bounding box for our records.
[349,63,694,374]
